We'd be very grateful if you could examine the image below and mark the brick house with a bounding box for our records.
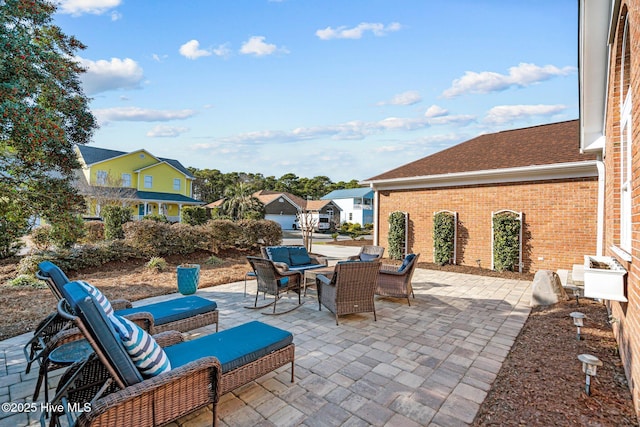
[362,120,599,273]
[580,0,640,417]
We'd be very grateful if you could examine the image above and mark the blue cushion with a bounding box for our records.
[164,321,293,373]
[398,254,416,272]
[38,261,71,295]
[115,296,217,327]
[62,281,142,386]
[77,281,114,317]
[360,253,379,261]
[266,247,292,265]
[288,247,312,266]
[110,315,171,377]
[277,277,289,287]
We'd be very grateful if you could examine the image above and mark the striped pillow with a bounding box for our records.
[109,315,171,377]
[77,281,114,316]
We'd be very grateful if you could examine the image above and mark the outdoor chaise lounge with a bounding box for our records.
[50,281,294,427]
[27,261,219,402]
[376,253,420,306]
[316,261,381,325]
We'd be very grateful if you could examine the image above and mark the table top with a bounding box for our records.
[304,266,335,278]
[49,339,94,365]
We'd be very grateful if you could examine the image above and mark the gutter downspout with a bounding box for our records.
[596,159,605,256]
[371,185,379,246]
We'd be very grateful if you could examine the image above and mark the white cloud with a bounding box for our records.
[152,53,168,62]
[213,43,232,58]
[442,63,576,98]
[424,105,449,118]
[179,40,212,60]
[77,57,144,95]
[110,10,122,21]
[316,22,402,40]
[240,36,288,56]
[377,91,422,106]
[59,0,121,16]
[94,107,197,124]
[483,104,567,124]
[146,125,190,138]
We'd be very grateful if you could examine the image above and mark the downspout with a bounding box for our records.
[596,159,605,256]
[371,185,379,246]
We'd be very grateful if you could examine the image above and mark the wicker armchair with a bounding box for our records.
[316,261,381,325]
[376,253,420,306]
[347,245,385,261]
[246,256,304,314]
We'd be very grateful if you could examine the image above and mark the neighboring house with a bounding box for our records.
[75,145,202,222]
[580,0,640,417]
[205,190,341,230]
[362,120,599,273]
[321,188,374,226]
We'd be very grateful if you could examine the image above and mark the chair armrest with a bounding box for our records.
[380,265,404,276]
[346,255,359,261]
[111,299,133,310]
[153,330,184,347]
[77,356,222,427]
[121,311,155,334]
[309,254,328,266]
[316,274,332,286]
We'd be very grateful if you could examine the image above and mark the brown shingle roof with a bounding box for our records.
[365,120,596,182]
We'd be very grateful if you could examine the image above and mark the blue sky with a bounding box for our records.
[54,0,578,182]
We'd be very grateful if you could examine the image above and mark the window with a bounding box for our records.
[173,178,181,191]
[620,15,632,252]
[144,175,153,189]
[96,170,107,185]
[348,213,353,221]
[121,173,131,187]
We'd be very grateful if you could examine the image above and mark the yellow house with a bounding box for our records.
[75,145,202,222]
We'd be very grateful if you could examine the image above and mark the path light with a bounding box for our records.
[578,354,603,396]
[570,312,585,340]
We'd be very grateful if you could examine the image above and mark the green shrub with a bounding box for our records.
[103,205,132,240]
[203,220,242,252]
[7,274,47,288]
[236,219,282,249]
[433,212,456,265]
[142,214,169,223]
[0,201,29,259]
[31,225,53,250]
[388,211,406,260]
[204,255,224,266]
[146,257,167,272]
[182,206,209,226]
[123,220,171,257]
[48,215,85,249]
[493,212,521,272]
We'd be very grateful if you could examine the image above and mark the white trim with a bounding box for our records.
[610,245,632,262]
[596,160,605,256]
[363,161,599,191]
[134,160,191,178]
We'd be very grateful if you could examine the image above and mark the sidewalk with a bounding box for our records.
[0,264,532,426]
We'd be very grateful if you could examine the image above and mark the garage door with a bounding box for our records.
[265,214,297,230]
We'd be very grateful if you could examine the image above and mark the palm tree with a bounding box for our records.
[220,183,265,220]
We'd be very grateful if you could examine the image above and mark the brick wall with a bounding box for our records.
[376,177,598,273]
[603,1,640,417]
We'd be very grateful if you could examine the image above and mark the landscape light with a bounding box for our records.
[578,353,602,396]
[570,312,585,340]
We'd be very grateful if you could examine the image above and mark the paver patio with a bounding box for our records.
[0,267,532,426]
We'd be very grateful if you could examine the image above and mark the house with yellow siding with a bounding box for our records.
[75,145,202,222]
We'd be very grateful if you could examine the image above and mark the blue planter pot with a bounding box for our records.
[177,264,200,295]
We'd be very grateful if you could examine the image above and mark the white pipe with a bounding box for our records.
[596,159,605,256]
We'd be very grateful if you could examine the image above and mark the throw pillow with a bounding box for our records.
[267,247,292,265]
[277,277,290,287]
[109,314,171,377]
[77,281,114,316]
[398,254,416,272]
[360,253,379,261]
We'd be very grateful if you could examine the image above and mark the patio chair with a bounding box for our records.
[245,256,304,314]
[376,253,420,306]
[316,261,381,325]
[50,281,294,426]
[28,261,219,402]
[347,245,385,261]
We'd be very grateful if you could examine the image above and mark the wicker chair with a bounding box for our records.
[376,253,420,306]
[246,256,304,314]
[316,261,381,325]
[29,261,219,403]
[51,281,295,427]
[347,245,385,261]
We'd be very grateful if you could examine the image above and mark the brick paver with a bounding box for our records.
[0,268,531,426]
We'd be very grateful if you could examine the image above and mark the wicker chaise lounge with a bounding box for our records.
[316,261,381,325]
[376,253,420,306]
[51,281,295,426]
